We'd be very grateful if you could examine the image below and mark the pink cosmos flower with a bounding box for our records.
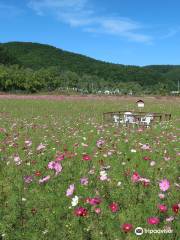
[86,197,101,205]
[158,204,168,212]
[74,207,88,217]
[25,140,32,147]
[14,155,22,165]
[109,202,119,213]
[139,177,150,183]
[159,179,170,192]
[66,184,75,197]
[122,223,133,233]
[48,161,56,169]
[94,208,101,214]
[164,156,170,161]
[36,143,46,151]
[48,161,62,175]
[24,175,33,184]
[56,153,64,161]
[147,217,160,225]
[165,216,174,222]
[54,162,62,175]
[131,172,141,183]
[0,128,6,133]
[137,128,143,132]
[158,193,165,199]
[100,170,108,181]
[39,175,50,184]
[96,139,105,148]
[141,144,151,150]
[82,154,91,161]
[80,177,89,185]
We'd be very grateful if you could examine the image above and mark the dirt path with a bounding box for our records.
[0,94,179,102]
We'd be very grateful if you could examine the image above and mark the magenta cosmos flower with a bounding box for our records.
[159,179,170,192]
[109,202,119,213]
[82,154,91,161]
[74,207,88,217]
[122,223,133,233]
[147,217,160,225]
[172,204,179,214]
[158,204,168,213]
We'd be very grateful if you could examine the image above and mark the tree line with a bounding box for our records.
[0,42,179,95]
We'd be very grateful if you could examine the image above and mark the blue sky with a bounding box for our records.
[0,0,180,66]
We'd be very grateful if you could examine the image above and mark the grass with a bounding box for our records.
[0,97,179,240]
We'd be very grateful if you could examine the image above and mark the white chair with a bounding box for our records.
[124,112,135,124]
[141,114,153,126]
[112,115,124,125]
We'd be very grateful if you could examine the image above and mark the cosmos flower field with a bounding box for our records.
[0,96,179,240]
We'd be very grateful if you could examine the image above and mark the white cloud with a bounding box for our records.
[28,0,153,43]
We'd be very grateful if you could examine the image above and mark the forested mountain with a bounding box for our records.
[0,41,179,94]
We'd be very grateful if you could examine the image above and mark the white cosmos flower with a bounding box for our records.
[131,149,137,153]
[71,196,79,207]
[117,181,122,186]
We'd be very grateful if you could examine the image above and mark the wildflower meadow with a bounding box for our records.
[0,96,179,240]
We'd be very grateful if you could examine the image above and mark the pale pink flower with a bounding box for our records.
[100,170,108,181]
[165,216,174,222]
[164,156,171,161]
[48,161,56,169]
[137,128,143,132]
[94,208,101,214]
[24,175,33,184]
[54,162,62,175]
[66,184,75,197]
[96,139,105,148]
[100,175,108,181]
[80,177,89,185]
[25,140,32,147]
[81,143,88,147]
[158,193,165,199]
[39,175,50,184]
[141,144,151,150]
[139,177,150,184]
[36,143,46,151]
[14,155,22,165]
[159,179,170,192]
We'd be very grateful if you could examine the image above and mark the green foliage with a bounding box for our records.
[0,41,179,94]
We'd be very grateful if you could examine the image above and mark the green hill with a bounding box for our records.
[0,41,179,94]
